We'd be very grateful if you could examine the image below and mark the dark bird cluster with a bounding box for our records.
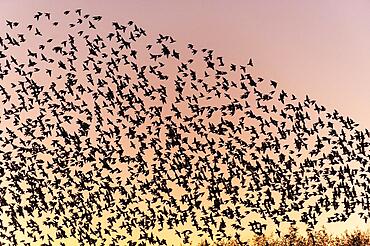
[0,10,368,245]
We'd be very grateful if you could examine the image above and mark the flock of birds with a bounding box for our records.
[0,9,368,246]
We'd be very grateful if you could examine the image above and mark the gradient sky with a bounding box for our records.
[1,1,370,245]
[2,1,370,125]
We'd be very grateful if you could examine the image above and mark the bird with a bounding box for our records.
[247,58,254,66]
[0,8,365,246]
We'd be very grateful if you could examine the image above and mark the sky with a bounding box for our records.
[9,0,370,127]
[7,0,370,126]
[0,1,370,245]
[2,1,370,124]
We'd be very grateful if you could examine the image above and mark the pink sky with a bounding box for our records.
[2,0,370,127]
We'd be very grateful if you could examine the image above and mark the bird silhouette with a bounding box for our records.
[0,9,366,246]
